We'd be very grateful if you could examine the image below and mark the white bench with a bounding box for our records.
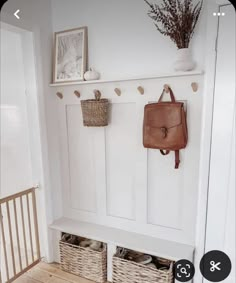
[50,217,194,282]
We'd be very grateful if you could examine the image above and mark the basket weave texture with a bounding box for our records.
[112,255,174,283]
[81,91,109,127]
[59,240,107,283]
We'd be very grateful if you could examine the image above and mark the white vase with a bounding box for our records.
[173,48,196,71]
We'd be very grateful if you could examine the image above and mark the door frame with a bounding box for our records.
[0,12,53,262]
[194,1,233,282]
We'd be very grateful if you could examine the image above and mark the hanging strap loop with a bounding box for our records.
[94,89,101,101]
[160,150,180,169]
[160,150,170,156]
[158,86,176,103]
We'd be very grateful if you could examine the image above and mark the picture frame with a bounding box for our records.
[53,27,88,83]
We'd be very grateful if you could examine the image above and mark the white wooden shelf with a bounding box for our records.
[50,217,194,261]
[49,70,204,87]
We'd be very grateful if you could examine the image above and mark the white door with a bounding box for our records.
[0,24,45,282]
[204,4,235,283]
[0,27,34,197]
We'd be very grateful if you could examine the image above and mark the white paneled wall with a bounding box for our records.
[67,105,97,213]
[147,149,184,229]
[55,74,203,245]
[106,103,137,220]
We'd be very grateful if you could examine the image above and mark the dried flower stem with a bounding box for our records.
[144,0,203,49]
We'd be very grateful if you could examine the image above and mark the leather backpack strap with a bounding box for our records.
[160,150,170,155]
[158,87,176,103]
[161,150,180,168]
[175,150,180,169]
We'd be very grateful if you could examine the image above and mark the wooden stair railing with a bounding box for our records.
[0,187,41,283]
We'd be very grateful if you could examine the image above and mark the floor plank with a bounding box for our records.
[14,262,99,283]
[14,275,42,283]
[37,262,93,283]
[26,268,54,283]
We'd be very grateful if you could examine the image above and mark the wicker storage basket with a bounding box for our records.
[113,254,174,283]
[59,240,107,283]
[81,90,109,127]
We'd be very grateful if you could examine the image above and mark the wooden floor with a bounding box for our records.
[14,262,96,283]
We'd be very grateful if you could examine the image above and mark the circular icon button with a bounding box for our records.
[174,259,195,282]
[200,250,231,282]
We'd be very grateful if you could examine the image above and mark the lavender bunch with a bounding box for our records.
[144,0,203,49]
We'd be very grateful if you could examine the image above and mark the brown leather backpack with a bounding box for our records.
[143,87,188,169]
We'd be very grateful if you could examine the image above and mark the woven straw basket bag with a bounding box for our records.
[81,90,109,127]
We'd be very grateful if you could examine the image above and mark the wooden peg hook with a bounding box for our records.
[163,84,171,93]
[114,88,121,96]
[94,89,102,100]
[74,90,81,98]
[56,92,63,99]
[137,86,144,95]
[191,82,198,92]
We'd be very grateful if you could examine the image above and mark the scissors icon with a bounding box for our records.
[210,261,221,272]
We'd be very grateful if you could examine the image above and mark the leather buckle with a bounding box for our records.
[161,127,168,138]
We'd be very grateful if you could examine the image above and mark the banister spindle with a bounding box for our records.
[13,198,23,271]
[20,196,29,266]
[26,193,34,262]
[32,188,41,260]
[6,201,16,276]
[0,205,10,281]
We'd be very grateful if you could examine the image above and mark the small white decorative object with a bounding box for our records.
[84,68,100,81]
[173,48,196,72]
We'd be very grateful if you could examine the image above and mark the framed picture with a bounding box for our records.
[53,27,87,83]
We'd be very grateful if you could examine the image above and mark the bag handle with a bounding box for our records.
[158,86,176,103]
[94,89,102,101]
